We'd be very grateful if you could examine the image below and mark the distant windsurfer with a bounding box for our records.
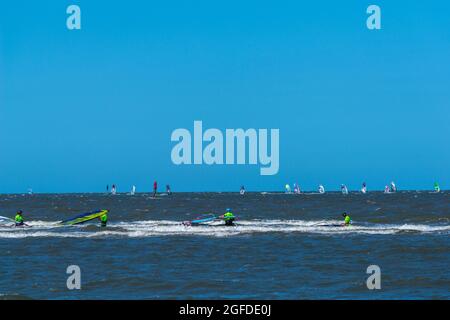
[390,181,397,193]
[361,182,367,194]
[434,182,440,193]
[293,183,301,194]
[166,184,172,195]
[341,184,348,195]
[240,186,245,195]
[153,181,158,197]
[111,184,117,195]
[285,184,291,194]
[318,184,325,194]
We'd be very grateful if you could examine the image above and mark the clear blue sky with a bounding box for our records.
[1,1,449,193]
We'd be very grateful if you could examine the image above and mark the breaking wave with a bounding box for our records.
[0,219,449,238]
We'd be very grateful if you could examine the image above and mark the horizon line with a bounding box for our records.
[0,190,446,196]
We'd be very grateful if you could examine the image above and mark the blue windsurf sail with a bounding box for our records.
[60,209,108,226]
[0,216,14,225]
[184,213,217,226]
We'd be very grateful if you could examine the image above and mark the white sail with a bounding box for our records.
[318,185,325,194]
[285,184,291,194]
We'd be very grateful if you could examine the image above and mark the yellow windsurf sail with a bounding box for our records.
[60,210,108,226]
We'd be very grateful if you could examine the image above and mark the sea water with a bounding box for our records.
[0,191,449,299]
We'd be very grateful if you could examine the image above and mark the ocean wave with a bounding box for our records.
[0,219,448,238]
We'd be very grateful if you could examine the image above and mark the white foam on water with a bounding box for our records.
[0,219,449,238]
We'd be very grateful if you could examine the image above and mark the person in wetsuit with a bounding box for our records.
[342,212,351,226]
[153,181,158,197]
[100,211,108,227]
[221,209,236,226]
[15,210,24,227]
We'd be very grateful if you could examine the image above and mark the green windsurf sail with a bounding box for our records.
[60,210,108,226]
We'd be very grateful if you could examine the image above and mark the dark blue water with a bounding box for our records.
[0,192,449,299]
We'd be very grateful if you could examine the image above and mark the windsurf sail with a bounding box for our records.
[390,181,397,192]
[183,214,217,226]
[60,209,108,226]
[0,216,14,224]
[434,182,440,192]
[285,184,291,193]
[318,185,325,194]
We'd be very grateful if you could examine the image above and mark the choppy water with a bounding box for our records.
[0,192,449,299]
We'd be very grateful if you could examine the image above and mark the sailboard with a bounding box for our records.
[316,224,345,227]
[60,209,108,226]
